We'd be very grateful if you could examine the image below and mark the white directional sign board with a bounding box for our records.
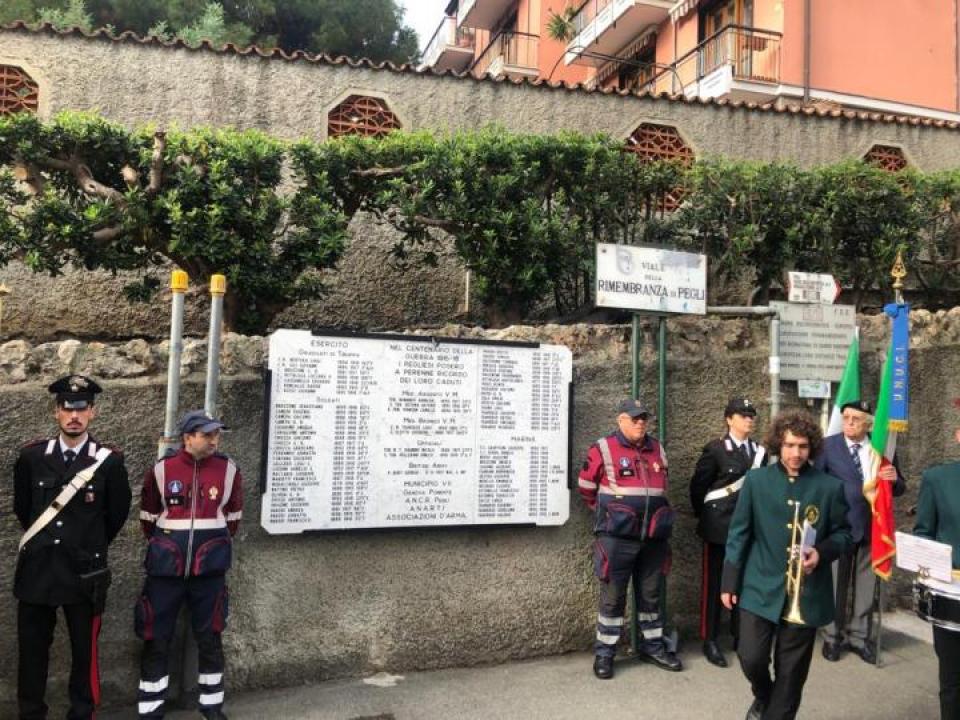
[596,244,707,315]
[770,301,857,382]
[787,272,841,304]
[261,330,573,533]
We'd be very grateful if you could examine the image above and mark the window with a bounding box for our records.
[617,43,656,93]
[625,123,694,211]
[700,0,753,40]
[0,65,39,115]
[863,144,908,172]
[626,123,694,164]
[327,95,401,139]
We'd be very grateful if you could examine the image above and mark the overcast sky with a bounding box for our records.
[399,0,448,50]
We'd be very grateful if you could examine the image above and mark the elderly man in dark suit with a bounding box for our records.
[814,400,905,664]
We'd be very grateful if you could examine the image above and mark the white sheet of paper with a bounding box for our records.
[895,531,954,583]
[801,520,817,554]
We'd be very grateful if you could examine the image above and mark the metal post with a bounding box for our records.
[704,306,780,420]
[875,251,906,669]
[204,274,226,416]
[656,314,678,652]
[658,316,667,445]
[770,316,781,419]
[875,581,885,668]
[630,312,641,654]
[159,270,188,459]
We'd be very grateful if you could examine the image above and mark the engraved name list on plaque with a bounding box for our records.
[261,329,573,533]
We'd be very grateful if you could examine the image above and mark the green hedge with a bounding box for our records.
[1,112,957,331]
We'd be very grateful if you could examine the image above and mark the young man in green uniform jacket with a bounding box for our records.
[721,410,852,720]
[914,425,960,720]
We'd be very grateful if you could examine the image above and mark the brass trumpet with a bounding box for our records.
[783,499,806,625]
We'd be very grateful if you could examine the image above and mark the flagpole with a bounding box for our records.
[875,248,907,669]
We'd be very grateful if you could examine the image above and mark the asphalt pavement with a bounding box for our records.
[101,611,940,720]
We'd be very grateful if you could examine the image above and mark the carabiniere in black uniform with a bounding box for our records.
[13,375,131,720]
[690,397,767,668]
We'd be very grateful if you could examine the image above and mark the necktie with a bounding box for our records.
[63,449,76,467]
[739,443,751,464]
[850,443,864,480]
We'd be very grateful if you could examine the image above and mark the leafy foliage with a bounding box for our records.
[545,4,578,43]
[7,0,419,62]
[148,3,252,48]
[35,0,94,30]
[1,112,957,332]
[0,111,351,332]
[675,159,819,301]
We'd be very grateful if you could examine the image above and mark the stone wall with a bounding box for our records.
[3,26,960,338]
[1,312,958,715]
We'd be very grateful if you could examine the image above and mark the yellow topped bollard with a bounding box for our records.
[171,269,189,292]
[205,274,227,416]
[210,273,226,296]
[160,270,189,459]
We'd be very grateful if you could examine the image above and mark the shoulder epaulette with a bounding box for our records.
[99,442,123,455]
[20,437,48,449]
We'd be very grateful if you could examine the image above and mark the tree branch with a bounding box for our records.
[39,155,127,207]
[411,215,457,231]
[147,130,166,196]
[121,165,139,190]
[92,225,125,242]
[13,162,45,195]
[353,166,407,179]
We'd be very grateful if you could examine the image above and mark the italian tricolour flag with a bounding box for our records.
[826,332,860,438]
[864,344,900,580]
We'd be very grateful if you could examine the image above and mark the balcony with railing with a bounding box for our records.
[472,30,539,79]
[458,0,518,31]
[421,16,477,72]
[649,25,782,100]
[564,0,673,66]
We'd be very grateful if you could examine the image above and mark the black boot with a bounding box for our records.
[703,640,728,667]
[593,655,614,679]
[745,698,765,720]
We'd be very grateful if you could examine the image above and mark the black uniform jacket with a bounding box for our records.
[13,436,131,605]
[690,435,767,545]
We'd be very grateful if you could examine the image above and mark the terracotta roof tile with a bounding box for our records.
[5,20,960,130]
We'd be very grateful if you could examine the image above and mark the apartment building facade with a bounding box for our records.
[423,0,960,123]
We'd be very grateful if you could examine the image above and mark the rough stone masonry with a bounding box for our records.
[1,312,959,714]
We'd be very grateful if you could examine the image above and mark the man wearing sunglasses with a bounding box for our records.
[578,398,681,680]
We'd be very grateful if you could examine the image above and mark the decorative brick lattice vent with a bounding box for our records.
[328,95,401,138]
[625,123,695,211]
[864,144,908,172]
[0,65,39,115]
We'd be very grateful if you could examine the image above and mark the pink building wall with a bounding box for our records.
[468,0,960,116]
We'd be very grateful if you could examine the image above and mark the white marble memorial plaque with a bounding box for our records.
[261,330,573,533]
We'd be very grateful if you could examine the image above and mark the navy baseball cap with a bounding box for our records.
[178,410,228,435]
[617,398,652,419]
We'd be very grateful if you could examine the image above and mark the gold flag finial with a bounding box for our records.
[891,248,907,291]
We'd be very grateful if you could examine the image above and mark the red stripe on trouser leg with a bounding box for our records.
[700,542,708,640]
[90,614,102,707]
